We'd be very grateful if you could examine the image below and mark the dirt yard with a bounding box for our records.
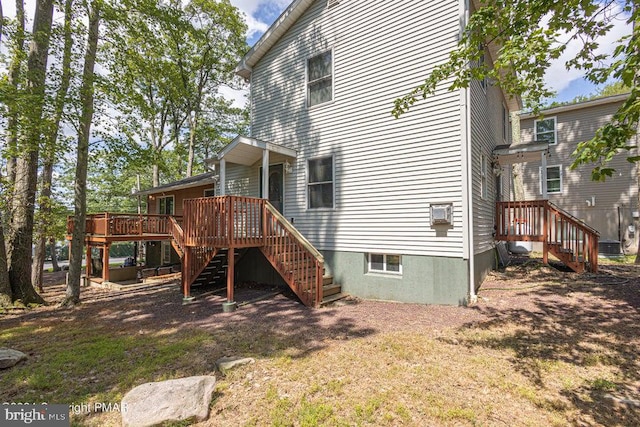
[1,258,639,426]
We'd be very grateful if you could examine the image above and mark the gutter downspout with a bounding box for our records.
[460,0,476,305]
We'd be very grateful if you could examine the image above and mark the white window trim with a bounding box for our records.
[203,188,215,197]
[534,116,557,145]
[480,154,488,200]
[306,155,335,210]
[367,253,403,276]
[539,164,563,194]
[305,48,334,109]
[157,195,175,215]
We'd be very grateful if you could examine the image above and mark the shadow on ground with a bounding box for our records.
[461,261,640,426]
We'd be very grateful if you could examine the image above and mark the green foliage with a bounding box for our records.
[100,0,248,187]
[392,0,639,181]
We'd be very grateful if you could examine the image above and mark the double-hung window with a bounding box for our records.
[307,50,333,107]
[534,117,557,145]
[540,165,562,194]
[307,156,334,209]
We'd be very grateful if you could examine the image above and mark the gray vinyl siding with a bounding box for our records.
[246,0,464,257]
[469,60,511,254]
[519,99,638,244]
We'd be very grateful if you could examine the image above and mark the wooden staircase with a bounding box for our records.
[166,196,345,307]
[495,200,599,273]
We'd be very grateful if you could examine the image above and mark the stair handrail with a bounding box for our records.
[168,215,185,251]
[263,202,325,263]
[545,200,600,236]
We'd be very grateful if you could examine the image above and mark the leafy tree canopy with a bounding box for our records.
[392,0,638,181]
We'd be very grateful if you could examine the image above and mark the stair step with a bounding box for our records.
[321,293,347,306]
[323,283,341,297]
[323,275,333,286]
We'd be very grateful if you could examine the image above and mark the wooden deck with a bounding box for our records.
[66,213,180,243]
[68,196,338,308]
[496,200,599,273]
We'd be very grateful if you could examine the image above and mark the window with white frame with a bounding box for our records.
[480,154,488,199]
[307,50,333,107]
[204,188,215,197]
[540,165,562,194]
[534,117,557,145]
[368,253,402,275]
[307,156,334,209]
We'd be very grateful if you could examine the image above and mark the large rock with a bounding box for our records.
[0,348,27,369]
[121,375,216,427]
[216,356,255,373]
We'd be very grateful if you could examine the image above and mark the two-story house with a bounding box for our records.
[517,94,638,255]
[78,0,600,308]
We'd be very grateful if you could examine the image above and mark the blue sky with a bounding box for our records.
[3,0,632,107]
[231,0,633,107]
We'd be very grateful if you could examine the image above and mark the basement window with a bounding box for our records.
[368,253,402,275]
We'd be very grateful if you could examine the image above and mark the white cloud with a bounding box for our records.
[218,85,249,109]
[544,6,632,95]
[230,0,290,41]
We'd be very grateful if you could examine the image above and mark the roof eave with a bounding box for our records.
[234,0,315,78]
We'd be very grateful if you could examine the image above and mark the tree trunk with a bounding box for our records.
[32,0,74,292]
[63,1,100,307]
[49,238,60,271]
[510,111,525,201]
[0,211,11,307]
[186,112,197,177]
[6,0,54,305]
[5,0,26,194]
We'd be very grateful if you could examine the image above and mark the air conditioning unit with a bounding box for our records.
[598,239,621,255]
[431,203,453,225]
[327,0,340,8]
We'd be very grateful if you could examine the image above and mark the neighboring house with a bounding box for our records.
[208,0,518,305]
[517,94,638,255]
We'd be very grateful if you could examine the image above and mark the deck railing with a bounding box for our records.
[183,196,264,248]
[67,213,180,237]
[496,200,599,272]
[261,202,324,307]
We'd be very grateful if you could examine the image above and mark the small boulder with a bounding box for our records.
[0,348,27,369]
[216,356,255,373]
[121,375,216,427]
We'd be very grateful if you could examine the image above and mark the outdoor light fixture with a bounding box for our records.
[284,161,293,174]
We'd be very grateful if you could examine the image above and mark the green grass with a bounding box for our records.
[0,323,214,405]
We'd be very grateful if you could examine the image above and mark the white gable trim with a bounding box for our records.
[235,0,316,80]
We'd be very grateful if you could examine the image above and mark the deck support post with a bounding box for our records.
[85,243,92,279]
[223,247,237,312]
[182,247,195,304]
[102,243,110,282]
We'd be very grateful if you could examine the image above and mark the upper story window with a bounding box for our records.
[534,117,557,145]
[307,156,334,209]
[307,50,333,107]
